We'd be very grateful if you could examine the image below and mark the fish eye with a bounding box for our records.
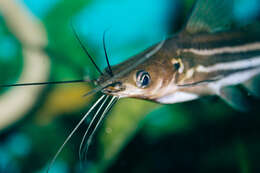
[136,70,151,88]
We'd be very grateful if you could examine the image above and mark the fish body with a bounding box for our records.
[98,0,260,111]
[101,29,260,102]
[158,28,260,103]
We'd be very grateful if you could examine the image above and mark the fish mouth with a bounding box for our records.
[102,82,125,94]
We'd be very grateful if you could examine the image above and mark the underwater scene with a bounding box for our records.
[0,0,260,172]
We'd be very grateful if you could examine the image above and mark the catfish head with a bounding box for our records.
[97,40,189,102]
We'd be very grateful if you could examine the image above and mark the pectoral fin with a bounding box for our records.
[218,86,252,112]
[243,74,260,98]
[184,0,234,34]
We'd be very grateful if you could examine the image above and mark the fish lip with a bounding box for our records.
[101,82,125,94]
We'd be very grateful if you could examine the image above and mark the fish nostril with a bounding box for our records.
[173,62,180,70]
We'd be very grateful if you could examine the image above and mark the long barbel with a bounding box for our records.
[46,95,106,173]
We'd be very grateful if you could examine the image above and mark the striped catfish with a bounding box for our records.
[1,0,260,171]
[94,0,260,112]
[56,0,259,168]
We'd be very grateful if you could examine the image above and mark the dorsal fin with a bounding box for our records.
[184,0,234,34]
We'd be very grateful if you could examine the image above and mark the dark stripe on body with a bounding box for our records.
[167,28,260,50]
[181,50,260,67]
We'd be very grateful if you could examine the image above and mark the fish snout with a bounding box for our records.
[102,82,125,94]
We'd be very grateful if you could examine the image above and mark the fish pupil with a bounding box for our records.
[142,75,149,86]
